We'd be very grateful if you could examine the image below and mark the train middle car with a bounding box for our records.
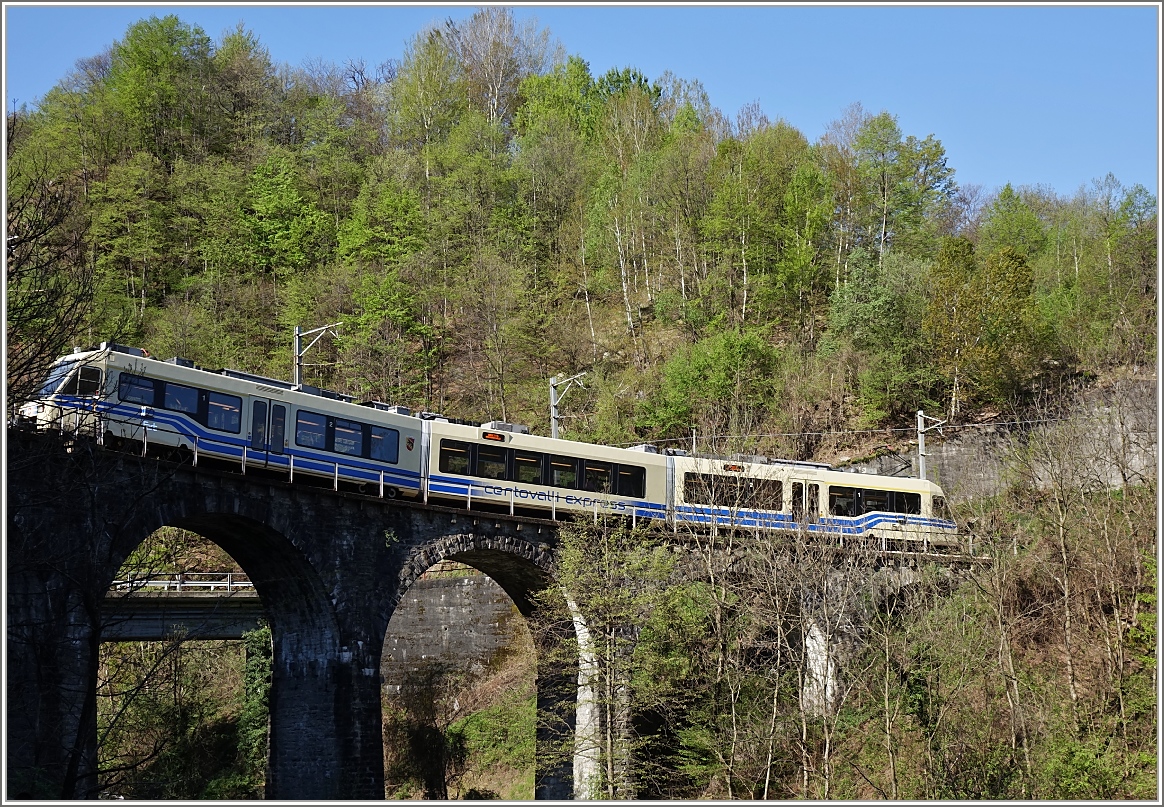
[18,343,958,550]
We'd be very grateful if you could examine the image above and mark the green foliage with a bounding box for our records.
[338,173,426,266]
[823,249,938,422]
[446,689,535,773]
[852,112,956,262]
[243,149,333,279]
[107,15,215,163]
[1036,734,1121,800]
[19,12,1155,802]
[515,55,599,140]
[391,27,467,152]
[924,236,1048,418]
[235,624,272,786]
[638,328,779,440]
[978,183,1048,259]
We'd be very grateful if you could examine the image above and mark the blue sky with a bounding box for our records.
[3,2,1160,198]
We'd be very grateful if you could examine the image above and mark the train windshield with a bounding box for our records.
[36,360,77,397]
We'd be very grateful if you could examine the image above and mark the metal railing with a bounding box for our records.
[110,572,254,592]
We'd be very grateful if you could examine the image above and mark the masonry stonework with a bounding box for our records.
[5,429,575,800]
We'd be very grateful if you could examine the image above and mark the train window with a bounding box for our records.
[61,366,103,397]
[476,445,508,480]
[749,478,783,509]
[514,452,543,485]
[78,367,103,396]
[808,484,819,518]
[118,373,157,406]
[439,440,471,474]
[683,473,716,506]
[894,492,921,514]
[207,392,242,433]
[251,401,268,450]
[163,382,198,414]
[932,496,952,520]
[617,465,645,498]
[38,362,77,397]
[370,426,399,463]
[685,473,782,509]
[829,486,857,517]
[864,489,890,513]
[583,460,613,493]
[296,410,326,448]
[333,418,364,456]
[270,405,286,454]
[550,455,577,489]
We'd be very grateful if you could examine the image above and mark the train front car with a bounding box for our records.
[14,342,429,499]
[15,346,111,435]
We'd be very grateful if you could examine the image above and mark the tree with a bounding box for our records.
[444,7,560,129]
[390,27,466,174]
[241,149,332,283]
[637,326,782,447]
[977,183,1047,260]
[823,249,936,424]
[532,520,678,799]
[924,237,1040,419]
[4,113,102,406]
[853,112,956,266]
[106,15,216,165]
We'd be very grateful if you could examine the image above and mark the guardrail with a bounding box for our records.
[110,572,254,592]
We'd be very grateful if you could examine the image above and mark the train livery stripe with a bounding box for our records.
[36,354,958,544]
[69,398,423,490]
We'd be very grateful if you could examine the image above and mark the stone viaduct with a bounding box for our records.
[5,429,578,800]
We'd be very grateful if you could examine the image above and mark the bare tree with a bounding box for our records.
[5,112,101,408]
[444,8,562,129]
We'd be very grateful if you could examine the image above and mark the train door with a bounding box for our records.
[248,399,287,468]
[790,481,820,527]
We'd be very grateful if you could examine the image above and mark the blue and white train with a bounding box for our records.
[15,343,959,552]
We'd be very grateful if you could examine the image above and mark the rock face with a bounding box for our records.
[381,563,524,691]
[842,379,1157,501]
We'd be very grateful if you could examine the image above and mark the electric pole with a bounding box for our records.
[294,323,342,387]
[916,409,947,482]
[550,372,586,439]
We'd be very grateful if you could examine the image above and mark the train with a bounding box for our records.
[14,342,959,552]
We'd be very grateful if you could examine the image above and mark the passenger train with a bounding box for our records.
[15,343,959,552]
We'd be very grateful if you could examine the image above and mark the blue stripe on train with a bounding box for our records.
[60,399,958,532]
[72,399,422,489]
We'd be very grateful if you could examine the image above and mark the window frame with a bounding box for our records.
[370,425,399,464]
[439,439,473,475]
[162,381,199,415]
[206,391,242,434]
[295,409,328,449]
[117,373,158,406]
[332,417,365,457]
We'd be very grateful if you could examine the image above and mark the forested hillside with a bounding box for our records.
[8,10,1155,449]
[6,8,1157,801]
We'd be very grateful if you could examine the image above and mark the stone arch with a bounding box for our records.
[98,487,367,799]
[385,529,577,799]
[8,431,583,800]
[390,530,557,619]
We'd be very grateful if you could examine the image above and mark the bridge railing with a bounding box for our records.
[110,572,254,592]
